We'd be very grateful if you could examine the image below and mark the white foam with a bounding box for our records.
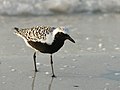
[1,0,120,15]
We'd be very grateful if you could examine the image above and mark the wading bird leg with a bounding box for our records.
[50,54,56,77]
[33,52,38,72]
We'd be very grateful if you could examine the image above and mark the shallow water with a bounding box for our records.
[1,14,120,90]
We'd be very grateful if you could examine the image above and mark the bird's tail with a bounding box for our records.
[14,27,19,32]
[13,27,21,35]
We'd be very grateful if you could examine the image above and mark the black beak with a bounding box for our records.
[67,35,75,43]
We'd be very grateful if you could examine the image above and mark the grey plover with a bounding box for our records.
[14,26,75,77]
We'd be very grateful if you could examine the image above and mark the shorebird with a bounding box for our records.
[14,26,75,77]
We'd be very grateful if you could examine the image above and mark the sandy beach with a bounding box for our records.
[1,14,120,90]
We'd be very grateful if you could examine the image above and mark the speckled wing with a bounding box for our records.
[14,26,56,44]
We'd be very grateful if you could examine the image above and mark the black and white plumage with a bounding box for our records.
[14,26,75,77]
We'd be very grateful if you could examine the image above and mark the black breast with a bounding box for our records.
[28,32,67,54]
[28,39,65,54]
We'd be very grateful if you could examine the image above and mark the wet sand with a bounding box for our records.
[1,14,120,90]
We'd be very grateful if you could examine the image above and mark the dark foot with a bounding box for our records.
[35,69,38,72]
[52,74,56,78]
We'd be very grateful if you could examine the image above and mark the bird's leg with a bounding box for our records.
[33,52,38,72]
[50,54,56,77]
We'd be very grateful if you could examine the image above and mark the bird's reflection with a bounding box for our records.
[32,72,55,90]
[32,72,37,90]
[48,77,54,90]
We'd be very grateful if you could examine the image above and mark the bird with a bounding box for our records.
[14,26,75,77]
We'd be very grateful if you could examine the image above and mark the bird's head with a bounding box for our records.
[53,27,75,43]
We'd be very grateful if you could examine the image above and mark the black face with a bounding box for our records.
[55,32,66,40]
[55,32,75,43]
